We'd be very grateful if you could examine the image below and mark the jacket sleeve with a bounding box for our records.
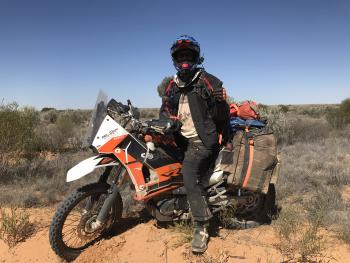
[158,78,178,121]
[159,96,174,120]
[203,73,231,143]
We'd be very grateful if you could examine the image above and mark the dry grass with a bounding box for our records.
[273,207,331,263]
[218,204,237,228]
[0,206,35,247]
[0,151,97,207]
[169,220,193,248]
[277,136,349,225]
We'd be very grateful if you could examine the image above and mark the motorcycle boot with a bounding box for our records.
[191,220,209,253]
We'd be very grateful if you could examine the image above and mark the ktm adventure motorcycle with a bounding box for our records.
[49,92,278,261]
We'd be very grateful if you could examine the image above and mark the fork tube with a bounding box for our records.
[83,166,116,213]
[96,165,126,224]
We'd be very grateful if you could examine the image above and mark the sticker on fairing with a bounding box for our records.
[92,116,128,149]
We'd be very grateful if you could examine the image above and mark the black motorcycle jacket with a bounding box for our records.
[158,69,230,149]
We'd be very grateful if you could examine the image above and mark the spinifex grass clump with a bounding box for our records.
[0,206,35,248]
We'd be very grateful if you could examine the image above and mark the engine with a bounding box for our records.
[146,190,189,222]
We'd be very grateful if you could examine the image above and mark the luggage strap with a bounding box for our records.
[242,138,254,188]
[241,128,255,188]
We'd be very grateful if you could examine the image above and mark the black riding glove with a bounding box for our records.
[163,119,182,134]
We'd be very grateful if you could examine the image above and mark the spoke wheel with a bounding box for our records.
[49,183,123,261]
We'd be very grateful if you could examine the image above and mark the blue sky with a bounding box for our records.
[0,0,349,109]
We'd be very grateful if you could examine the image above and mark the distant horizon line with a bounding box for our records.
[33,102,341,111]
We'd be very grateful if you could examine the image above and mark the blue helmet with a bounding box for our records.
[170,35,202,75]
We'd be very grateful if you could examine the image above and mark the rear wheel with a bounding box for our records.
[49,183,123,261]
[221,184,276,229]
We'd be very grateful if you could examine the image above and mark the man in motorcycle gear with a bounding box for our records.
[158,35,230,253]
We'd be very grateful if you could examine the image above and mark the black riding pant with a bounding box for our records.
[179,137,218,222]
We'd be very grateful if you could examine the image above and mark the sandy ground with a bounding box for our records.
[0,207,349,263]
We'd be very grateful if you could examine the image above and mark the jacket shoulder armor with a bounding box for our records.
[202,71,223,91]
[157,76,174,97]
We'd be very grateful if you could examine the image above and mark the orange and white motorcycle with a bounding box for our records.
[49,92,277,261]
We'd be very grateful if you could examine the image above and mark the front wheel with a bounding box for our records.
[49,183,123,261]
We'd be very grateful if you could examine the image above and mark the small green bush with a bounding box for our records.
[326,98,350,128]
[0,103,40,152]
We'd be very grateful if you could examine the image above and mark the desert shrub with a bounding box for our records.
[41,109,58,123]
[61,109,91,125]
[0,151,94,207]
[326,98,350,128]
[41,107,56,112]
[278,104,289,113]
[56,114,75,140]
[273,207,328,262]
[35,113,86,152]
[258,103,269,112]
[286,118,330,145]
[301,108,326,118]
[0,206,35,247]
[0,103,40,152]
[139,108,159,120]
[259,106,291,145]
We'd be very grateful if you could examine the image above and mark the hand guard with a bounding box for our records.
[145,119,182,135]
[163,119,182,134]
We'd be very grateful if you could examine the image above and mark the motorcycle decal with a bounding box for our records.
[147,175,183,192]
[93,116,128,149]
[98,135,127,153]
[141,152,154,159]
[117,134,178,169]
[154,164,182,177]
[113,148,137,164]
[124,162,144,187]
[136,184,183,201]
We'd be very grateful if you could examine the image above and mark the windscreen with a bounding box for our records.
[82,90,108,148]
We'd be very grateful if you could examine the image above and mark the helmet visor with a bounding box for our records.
[173,49,196,63]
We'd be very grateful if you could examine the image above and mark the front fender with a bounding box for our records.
[66,156,119,182]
